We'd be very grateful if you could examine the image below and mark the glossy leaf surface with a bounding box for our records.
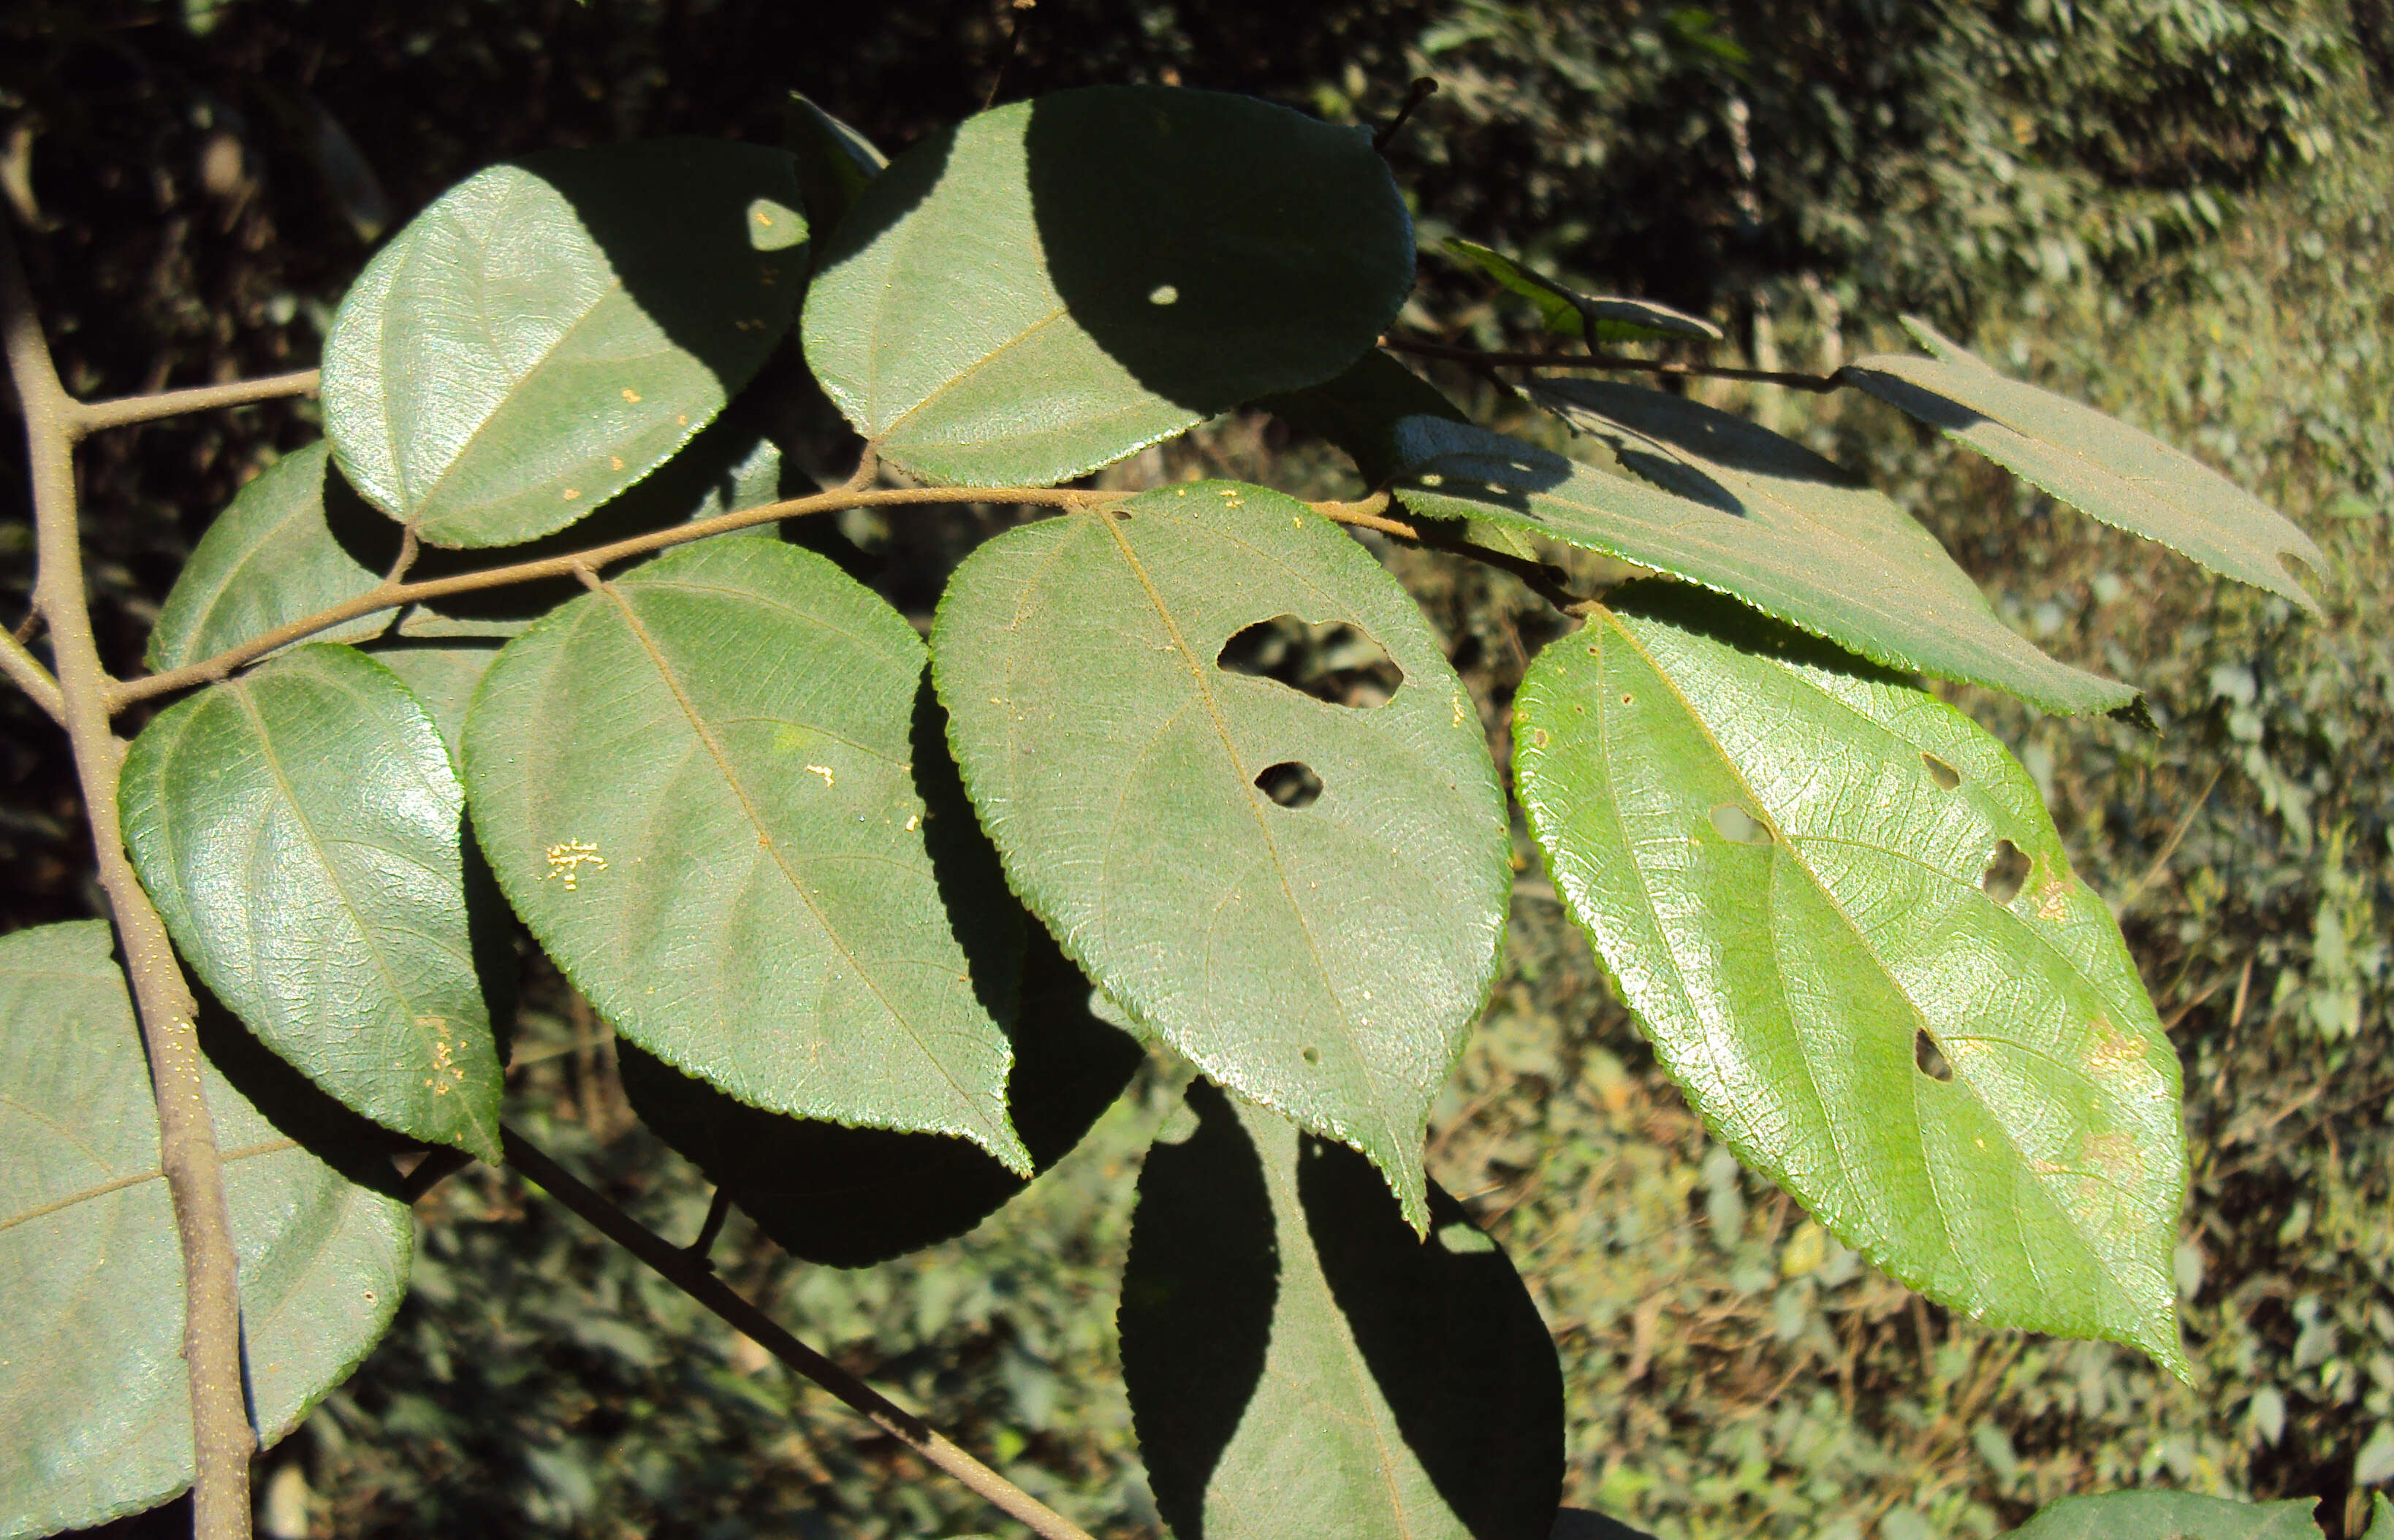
[1513,586,2186,1369]
[1445,239,1722,343]
[2004,1493,2323,1540]
[0,922,408,1538]
[121,644,504,1159]
[322,140,806,547]
[463,538,1030,1169]
[1395,413,2134,715]
[1120,1083,1563,1540]
[1842,318,2325,611]
[804,86,1413,487]
[934,483,1509,1228]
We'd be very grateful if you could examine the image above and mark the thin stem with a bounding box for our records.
[1387,335,1843,393]
[683,1186,734,1268]
[501,1127,1100,1540]
[1373,76,1439,153]
[1313,490,1594,614]
[1,624,62,723]
[75,369,320,433]
[1,218,256,1538]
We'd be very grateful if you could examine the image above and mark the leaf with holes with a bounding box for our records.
[322,139,806,548]
[932,482,1509,1229]
[0,921,409,1538]
[121,644,504,1159]
[1842,318,2325,611]
[1513,583,2186,1369]
[1394,413,2136,716]
[1443,240,1722,345]
[2002,1493,2326,1540]
[803,85,1413,487]
[461,538,1030,1170]
[1120,1081,1563,1540]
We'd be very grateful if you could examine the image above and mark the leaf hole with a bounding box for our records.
[1914,1029,1954,1082]
[1217,614,1402,708]
[1923,754,1961,790]
[1255,761,1323,809]
[1301,1045,1321,1065]
[1709,804,1772,846]
[1982,839,2032,905]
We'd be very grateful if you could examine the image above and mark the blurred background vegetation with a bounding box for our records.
[1,1,2387,1536]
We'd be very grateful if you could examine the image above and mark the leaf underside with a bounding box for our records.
[462,538,1030,1170]
[2002,1493,2326,1540]
[1512,584,2186,1371]
[1120,1083,1564,1540]
[932,482,1511,1230]
[0,922,409,1539]
[1445,238,1722,344]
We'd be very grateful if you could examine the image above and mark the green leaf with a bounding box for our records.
[1259,349,1470,488]
[1443,239,1722,344]
[1842,318,2327,611]
[2362,1495,2394,1540]
[620,923,1141,1267]
[932,482,1509,1230]
[2002,1493,2323,1540]
[121,644,505,1160]
[783,90,886,238]
[1512,584,2186,1371]
[322,139,807,548]
[1120,1082,1563,1540]
[803,85,1413,487]
[1394,413,2135,716]
[0,921,409,1538]
[461,538,1030,1170]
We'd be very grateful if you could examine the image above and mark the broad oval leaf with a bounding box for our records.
[1513,584,2186,1370]
[1120,1082,1563,1540]
[121,644,504,1159]
[1395,413,2137,716]
[322,139,807,548]
[1842,317,2327,611]
[0,922,409,1538]
[804,85,1413,487]
[932,483,1510,1229]
[1260,349,1470,489]
[2004,1493,2325,1540]
[1444,239,1722,344]
[461,538,1030,1170]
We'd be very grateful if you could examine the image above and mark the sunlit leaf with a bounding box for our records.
[121,644,504,1159]
[1120,1082,1562,1540]
[1444,239,1722,344]
[1842,317,2326,611]
[804,85,1413,487]
[463,538,1030,1170]
[933,482,1509,1229]
[1513,584,2186,1370]
[322,140,806,548]
[2002,1493,2324,1540]
[0,921,409,1537]
[1394,413,2135,715]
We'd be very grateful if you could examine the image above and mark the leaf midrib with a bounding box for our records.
[0,1138,298,1236]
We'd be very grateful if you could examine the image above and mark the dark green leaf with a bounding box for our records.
[1258,349,1469,488]
[933,483,1509,1229]
[462,538,1030,1170]
[1120,1082,1563,1540]
[1513,584,2186,1371]
[784,90,886,238]
[322,140,807,548]
[1842,318,2326,611]
[2003,1493,2323,1540]
[804,85,1413,487]
[0,921,409,1537]
[1444,239,1722,344]
[1394,414,2135,715]
[121,644,505,1159]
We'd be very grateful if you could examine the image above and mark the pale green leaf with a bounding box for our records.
[1513,584,2186,1370]
[1444,239,1722,344]
[1120,1083,1562,1540]
[803,85,1413,487]
[322,140,806,548]
[0,921,409,1539]
[932,483,1510,1229]
[461,538,1030,1170]
[2362,1494,2394,1540]
[1842,318,2326,611]
[1394,413,2135,715]
[2003,1493,2323,1540]
[121,644,504,1159]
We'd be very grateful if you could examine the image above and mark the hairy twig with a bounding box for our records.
[501,1127,1100,1540]
[1,218,256,1539]
[75,368,320,432]
[1388,334,1843,393]
[0,623,61,723]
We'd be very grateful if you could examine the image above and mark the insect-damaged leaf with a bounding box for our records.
[1394,411,2135,716]
[0,922,409,1538]
[121,644,506,1160]
[1443,240,1722,346]
[1842,317,2327,611]
[1120,1083,1563,1540]
[2002,1493,2328,1540]
[322,139,806,548]
[1513,584,2186,1371]
[933,483,1510,1230]
[804,85,1413,487]
[463,539,1030,1170]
